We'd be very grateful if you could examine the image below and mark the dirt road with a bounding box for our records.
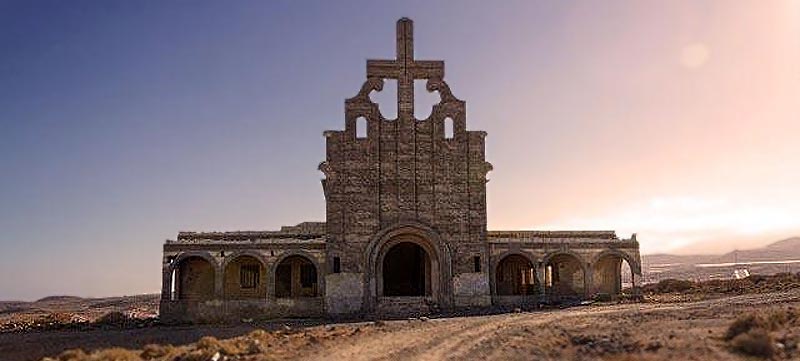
[6,290,800,360]
[299,291,800,360]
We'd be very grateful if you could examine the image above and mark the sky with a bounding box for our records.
[1,1,798,300]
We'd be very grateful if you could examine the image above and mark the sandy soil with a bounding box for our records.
[3,289,799,361]
[299,291,800,361]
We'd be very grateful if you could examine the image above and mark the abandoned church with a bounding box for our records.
[160,18,641,322]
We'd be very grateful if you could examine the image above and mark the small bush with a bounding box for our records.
[726,314,765,341]
[140,344,178,359]
[726,309,799,342]
[56,347,144,361]
[56,349,88,361]
[730,329,775,358]
[195,336,243,355]
[91,348,141,361]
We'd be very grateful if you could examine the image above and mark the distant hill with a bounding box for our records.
[642,237,800,282]
[711,237,800,264]
[643,254,718,267]
[0,294,159,324]
[645,237,800,265]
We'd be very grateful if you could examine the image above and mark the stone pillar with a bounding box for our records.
[535,264,546,296]
[214,265,224,299]
[583,264,594,300]
[161,264,172,301]
[291,261,301,297]
[631,272,642,298]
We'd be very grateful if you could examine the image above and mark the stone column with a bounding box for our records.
[214,264,224,299]
[161,263,173,301]
[631,272,642,298]
[535,264,546,296]
[583,264,594,300]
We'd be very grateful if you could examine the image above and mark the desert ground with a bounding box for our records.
[2,275,800,361]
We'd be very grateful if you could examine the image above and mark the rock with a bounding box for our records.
[645,341,663,352]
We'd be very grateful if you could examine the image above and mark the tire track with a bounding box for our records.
[301,291,800,361]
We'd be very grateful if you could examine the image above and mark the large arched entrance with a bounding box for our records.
[544,253,586,300]
[366,224,453,312]
[382,242,432,296]
[496,254,537,296]
[173,256,215,301]
[592,251,639,297]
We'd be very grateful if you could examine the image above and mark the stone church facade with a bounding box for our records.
[160,18,641,322]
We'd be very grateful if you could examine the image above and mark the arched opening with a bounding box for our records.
[444,117,454,139]
[174,256,215,301]
[545,253,586,299]
[355,116,368,139]
[496,254,537,296]
[382,242,432,296]
[223,255,266,300]
[275,256,318,298]
[593,253,635,297]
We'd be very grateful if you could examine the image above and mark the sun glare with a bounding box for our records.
[680,43,710,69]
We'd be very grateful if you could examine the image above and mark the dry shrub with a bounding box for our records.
[174,350,214,361]
[248,329,276,344]
[195,336,245,355]
[730,329,775,358]
[726,314,765,341]
[56,349,88,361]
[230,337,265,355]
[726,308,799,341]
[765,307,799,329]
[249,329,270,339]
[56,347,141,361]
[140,343,179,360]
[91,348,142,361]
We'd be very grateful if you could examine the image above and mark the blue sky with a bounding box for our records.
[1,1,798,300]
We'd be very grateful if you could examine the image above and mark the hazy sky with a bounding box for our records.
[1,1,798,300]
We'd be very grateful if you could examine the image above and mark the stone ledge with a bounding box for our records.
[175,222,326,242]
[488,230,618,239]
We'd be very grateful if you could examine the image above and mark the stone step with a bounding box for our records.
[375,296,436,317]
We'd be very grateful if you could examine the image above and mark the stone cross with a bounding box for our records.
[367,18,444,119]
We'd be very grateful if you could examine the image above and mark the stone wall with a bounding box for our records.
[324,272,364,315]
[160,236,327,322]
[487,231,642,301]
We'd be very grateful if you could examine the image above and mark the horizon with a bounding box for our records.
[1,1,798,300]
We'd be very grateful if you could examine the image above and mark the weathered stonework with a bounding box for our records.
[160,18,641,322]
